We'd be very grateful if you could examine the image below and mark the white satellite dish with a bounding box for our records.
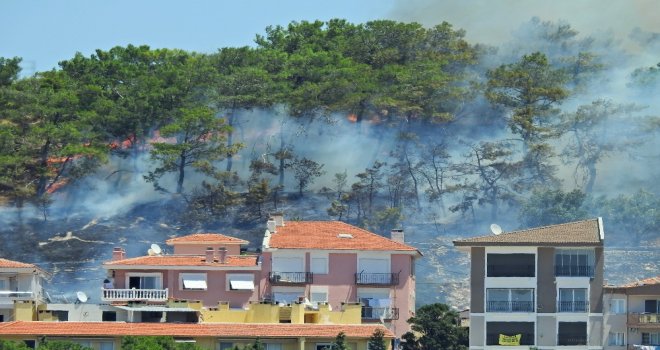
[76,291,88,303]
[151,244,162,255]
[490,223,503,235]
[147,248,155,256]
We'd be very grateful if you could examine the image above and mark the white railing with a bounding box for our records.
[0,291,34,301]
[101,288,168,301]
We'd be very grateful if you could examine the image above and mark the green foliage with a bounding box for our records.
[290,157,325,196]
[38,340,92,350]
[629,62,660,90]
[599,190,660,245]
[329,332,350,350]
[519,189,588,228]
[0,57,22,87]
[121,336,203,350]
[367,329,388,350]
[0,339,30,350]
[405,303,468,350]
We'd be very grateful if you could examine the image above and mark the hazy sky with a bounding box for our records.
[2,0,659,74]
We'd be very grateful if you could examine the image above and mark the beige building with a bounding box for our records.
[454,218,605,350]
[603,276,660,350]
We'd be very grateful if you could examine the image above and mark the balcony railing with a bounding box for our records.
[486,300,534,312]
[269,272,313,285]
[557,335,588,346]
[555,265,594,277]
[101,288,168,302]
[361,307,399,320]
[486,333,535,346]
[487,264,535,277]
[355,272,399,286]
[0,291,34,300]
[628,313,660,326]
[558,300,590,312]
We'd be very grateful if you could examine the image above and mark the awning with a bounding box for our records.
[183,279,207,290]
[229,280,255,291]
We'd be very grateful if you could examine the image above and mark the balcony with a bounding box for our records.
[269,272,313,285]
[0,291,34,303]
[555,265,594,277]
[355,272,399,286]
[558,300,589,312]
[557,335,588,346]
[487,264,535,277]
[628,313,660,327]
[486,300,534,312]
[486,333,535,346]
[101,288,168,302]
[361,307,399,320]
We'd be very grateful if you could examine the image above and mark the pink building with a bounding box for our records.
[260,215,422,337]
[102,233,261,312]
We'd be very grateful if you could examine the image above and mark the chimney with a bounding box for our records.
[390,229,405,244]
[267,219,277,233]
[112,247,125,261]
[217,247,227,264]
[205,247,214,262]
[271,213,284,227]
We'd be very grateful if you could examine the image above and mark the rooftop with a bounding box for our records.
[0,321,394,339]
[619,275,660,288]
[453,218,603,247]
[104,255,258,268]
[266,221,419,253]
[0,258,38,269]
[166,233,249,245]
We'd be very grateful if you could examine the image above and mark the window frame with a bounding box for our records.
[608,332,625,346]
[310,253,329,274]
[179,272,208,291]
[125,272,162,290]
[611,298,626,314]
[225,273,254,292]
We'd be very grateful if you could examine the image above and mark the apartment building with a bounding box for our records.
[0,258,49,322]
[260,214,421,338]
[604,275,660,350]
[453,218,605,349]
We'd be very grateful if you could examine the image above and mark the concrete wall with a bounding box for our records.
[469,315,484,346]
[537,247,556,313]
[470,247,485,313]
[537,315,557,346]
[172,243,241,256]
[591,247,604,313]
[589,315,604,346]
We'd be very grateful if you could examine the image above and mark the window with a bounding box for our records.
[486,289,534,312]
[608,332,625,346]
[611,299,626,314]
[226,274,255,291]
[265,344,282,350]
[51,310,69,321]
[487,254,535,277]
[315,344,332,350]
[180,273,208,291]
[558,322,587,345]
[311,254,328,274]
[645,300,660,313]
[102,311,117,322]
[272,256,304,272]
[310,286,328,306]
[641,332,660,345]
[558,288,588,312]
[126,273,162,289]
[358,257,390,273]
[486,322,535,345]
[555,249,594,277]
[272,287,304,304]
[99,341,115,350]
[0,278,8,291]
[217,343,234,350]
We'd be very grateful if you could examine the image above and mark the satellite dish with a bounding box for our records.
[147,248,155,256]
[490,224,503,235]
[76,291,88,303]
[151,244,162,255]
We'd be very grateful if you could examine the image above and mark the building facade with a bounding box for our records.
[260,215,421,338]
[603,276,660,350]
[0,258,49,322]
[454,218,605,350]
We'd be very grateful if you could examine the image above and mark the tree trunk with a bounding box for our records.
[177,153,186,194]
[225,110,235,172]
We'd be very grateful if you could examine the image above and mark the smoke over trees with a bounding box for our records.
[0,17,659,302]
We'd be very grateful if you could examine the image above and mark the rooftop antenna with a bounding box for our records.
[75,291,88,304]
[151,244,162,255]
[490,223,503,235]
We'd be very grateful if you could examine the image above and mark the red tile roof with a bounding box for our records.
[104,255,258,267]
[267,221,418,253]
[453,219,603,247]
[0,322,394,339]
[0,258,37,268]
[166,233,248,245]
[619,275,660,288]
